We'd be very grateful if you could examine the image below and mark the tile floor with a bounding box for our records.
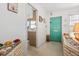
[27,41,63,56]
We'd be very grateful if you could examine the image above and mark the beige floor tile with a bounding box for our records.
[27,41,63,56]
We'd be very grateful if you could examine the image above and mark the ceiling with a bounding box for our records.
[39,3,79,12]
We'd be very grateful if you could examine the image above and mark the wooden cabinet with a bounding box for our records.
[28,31,36,47]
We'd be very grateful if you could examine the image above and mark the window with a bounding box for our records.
[70,15,79,32]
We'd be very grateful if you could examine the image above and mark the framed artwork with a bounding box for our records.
[39,16,43,22]
[7,3,18,13]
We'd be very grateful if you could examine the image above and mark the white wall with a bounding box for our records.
[47,7,79,35]
[26,4,33,19]
[31,3,48,47]
[0,3,27,55]
[46,14,50,35]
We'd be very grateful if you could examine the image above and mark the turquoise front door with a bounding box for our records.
[50,16,62,42]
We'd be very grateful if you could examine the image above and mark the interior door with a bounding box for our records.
[50,16,62,42]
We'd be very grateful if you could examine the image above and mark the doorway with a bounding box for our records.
[50,16,62,42]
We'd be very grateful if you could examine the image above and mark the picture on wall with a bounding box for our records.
[7,3,18,13]
[39,16,43,22]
